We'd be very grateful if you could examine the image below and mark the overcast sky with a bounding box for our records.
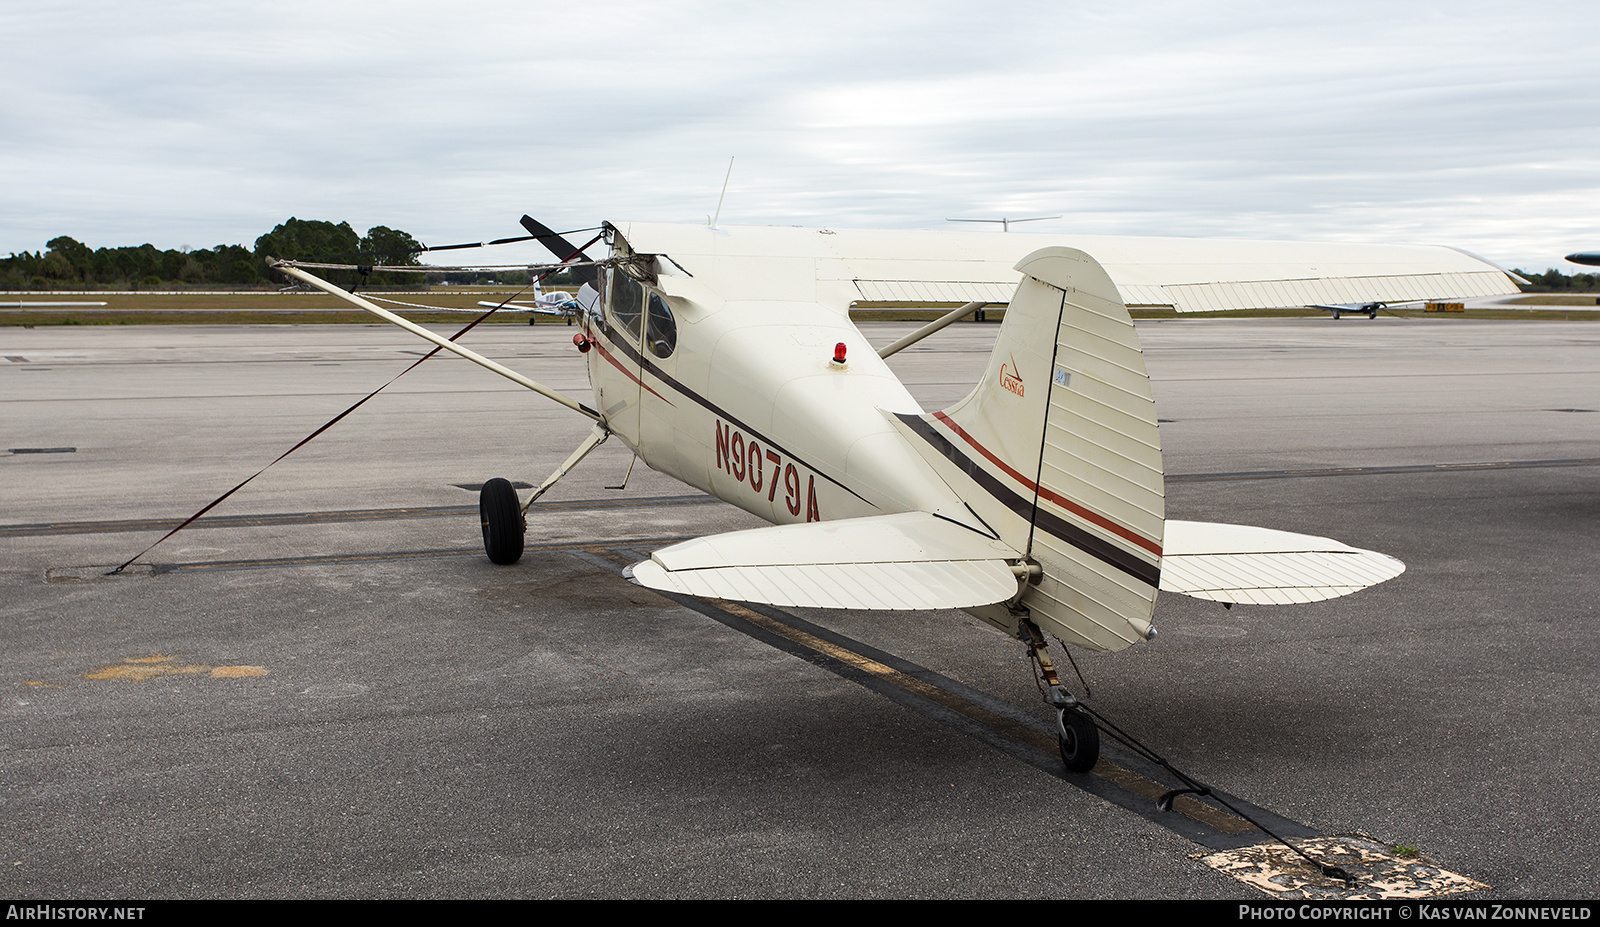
[3,0,1596,271]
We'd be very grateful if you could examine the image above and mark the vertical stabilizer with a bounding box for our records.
[888,247,1164,651]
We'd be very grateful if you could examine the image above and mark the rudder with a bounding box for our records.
[889,247,1164,651]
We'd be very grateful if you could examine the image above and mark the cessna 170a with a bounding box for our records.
[272,218,1520,772]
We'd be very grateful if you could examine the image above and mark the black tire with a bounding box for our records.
[479,478,524,565]
[1057,708,1100,772]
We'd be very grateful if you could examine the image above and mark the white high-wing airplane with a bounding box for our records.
[273,218,1519,771]
[472,283,584,324]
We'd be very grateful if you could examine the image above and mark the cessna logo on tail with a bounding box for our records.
[1000,356,1024,397]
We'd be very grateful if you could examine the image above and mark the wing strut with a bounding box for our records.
[877,301,987,359]
[272,262,602,422]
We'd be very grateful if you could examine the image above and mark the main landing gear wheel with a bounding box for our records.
[1057,708,1100,772]
[479,477,525,565]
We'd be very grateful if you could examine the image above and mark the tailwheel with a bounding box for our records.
[1057,708,1100,772]
[479,477,525,565]
[1019,615,1100,772]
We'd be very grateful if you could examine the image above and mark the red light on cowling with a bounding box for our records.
[833,342,847,364]
[573,333,591,353]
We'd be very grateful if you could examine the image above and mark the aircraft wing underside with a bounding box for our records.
[625,512,1025,610]
[1160,520,1405,605]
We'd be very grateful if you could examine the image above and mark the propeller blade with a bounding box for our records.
[520,216,598,285]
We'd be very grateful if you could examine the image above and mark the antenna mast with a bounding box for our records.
[710,157,735,228]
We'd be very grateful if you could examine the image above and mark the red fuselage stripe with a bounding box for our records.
[930,410,1162,557]
[591,337,674,406]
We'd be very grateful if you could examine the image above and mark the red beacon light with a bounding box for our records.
[832,342,847,365]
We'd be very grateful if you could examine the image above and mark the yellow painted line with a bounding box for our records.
[711,600,1255,835]
[81,654,268,682]
[1094,763,1256,835]
[83,655,208,681]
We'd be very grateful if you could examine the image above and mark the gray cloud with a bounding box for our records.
[2,0,1596,270]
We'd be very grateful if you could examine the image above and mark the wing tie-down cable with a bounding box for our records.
[105,231,603,575]
[1043,645,1359,888]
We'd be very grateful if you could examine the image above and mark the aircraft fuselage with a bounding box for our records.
[578,266,979,534]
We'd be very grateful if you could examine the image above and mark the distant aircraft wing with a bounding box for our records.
[626,512,1025,609]
[474,300,572,315]
[1159,520,1404,605]
[373,301,554,314]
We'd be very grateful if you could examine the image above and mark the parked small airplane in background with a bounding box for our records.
[1311,301,1385,319]
[272,217,1520,772]
[474,283,584,324]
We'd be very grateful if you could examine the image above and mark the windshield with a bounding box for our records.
[606,267,644,341]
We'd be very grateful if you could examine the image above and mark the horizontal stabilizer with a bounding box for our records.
[626,512,1024,610]
[1160,520,1404,605]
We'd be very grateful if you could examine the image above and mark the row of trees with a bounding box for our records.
[10,221,1592,293]
[1509,266,1598,292]
[1,219,426,290]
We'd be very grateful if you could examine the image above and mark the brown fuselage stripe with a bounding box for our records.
[588,316,872,506]
[589,337,674,405]
[932,410,1162,557]
[895,412,1160,589]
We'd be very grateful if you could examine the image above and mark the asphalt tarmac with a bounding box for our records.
[3,318,1597,899]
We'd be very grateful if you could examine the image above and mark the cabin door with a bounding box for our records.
[595,266,644,449]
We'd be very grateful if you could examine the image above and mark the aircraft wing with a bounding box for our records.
[610,222,1520,313]
[626,512,1025,609]
[1159,520,1404,605]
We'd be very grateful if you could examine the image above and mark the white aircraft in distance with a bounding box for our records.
[473,283,586,324]
[272,217,1520,771]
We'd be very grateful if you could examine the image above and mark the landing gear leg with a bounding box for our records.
[478,422,610,566]
[522,422,610,514]
[1020,615,1100,772]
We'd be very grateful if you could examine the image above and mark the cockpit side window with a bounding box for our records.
[646,293,677,359]
[606,267,644,342]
